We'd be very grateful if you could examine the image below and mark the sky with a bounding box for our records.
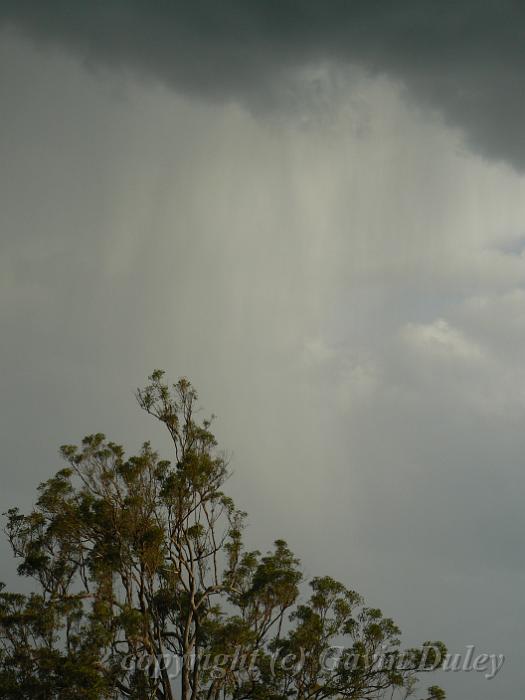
[1,4,525,698]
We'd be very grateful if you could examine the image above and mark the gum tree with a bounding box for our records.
[0,371,446,699]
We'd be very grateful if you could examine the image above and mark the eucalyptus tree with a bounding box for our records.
[1,371,446,700]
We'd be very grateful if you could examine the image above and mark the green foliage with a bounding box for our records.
[0,371,446,699]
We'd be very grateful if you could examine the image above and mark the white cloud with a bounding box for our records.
[301,336,336,367]
[400,318,485,362]
[337,358,380,409]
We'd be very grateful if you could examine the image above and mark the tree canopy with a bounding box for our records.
[1,371,446,700]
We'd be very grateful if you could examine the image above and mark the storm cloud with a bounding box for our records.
[1,1,524,169]
[1,9,525,699]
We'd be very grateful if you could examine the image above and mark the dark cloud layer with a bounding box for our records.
[2,22,525,698]
[1,1,524,169]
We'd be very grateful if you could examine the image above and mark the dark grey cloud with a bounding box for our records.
[1,1,524,168]
[2,30,525,698]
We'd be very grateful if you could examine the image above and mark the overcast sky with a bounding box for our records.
[1,4,525,699]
